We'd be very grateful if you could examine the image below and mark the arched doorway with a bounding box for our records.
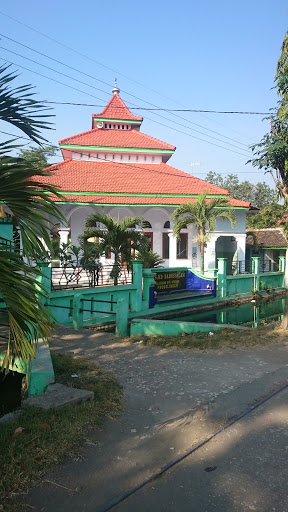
[215,236,237,275]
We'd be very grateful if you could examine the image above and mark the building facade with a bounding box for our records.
[41,85,252,271]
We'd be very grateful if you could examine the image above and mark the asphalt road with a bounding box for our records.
[21,327,288,512]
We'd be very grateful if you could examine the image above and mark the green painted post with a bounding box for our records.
[279,256,286,288]
[72,293,84,329]
[36,262,51,304]
[142,269,156,308]
[0,218,13,241]
[116,297,128,337]
[251,257,260,291]
[217,258,227,298]
[132,259,143,312]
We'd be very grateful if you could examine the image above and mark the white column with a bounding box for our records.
[59,228,70,247]
[168,232,178,268]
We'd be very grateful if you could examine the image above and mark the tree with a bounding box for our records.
[0,64,63,369]
[81,213,149,285]
[249,30,288,203]
[246,203,287,229]
[172,193,236,274]
[249,30,288,329]
[18,145,58,171]
[205,172,278,208]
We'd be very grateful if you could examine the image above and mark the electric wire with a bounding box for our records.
[0,56,251,158]
[0,34,251,149]
[41,100,270,114]
[0,11,266,144]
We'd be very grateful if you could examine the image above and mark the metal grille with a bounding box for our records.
[51,264,133,290]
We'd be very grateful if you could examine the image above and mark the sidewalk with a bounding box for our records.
[22,327,288,511]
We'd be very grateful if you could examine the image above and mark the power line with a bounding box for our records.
[0,130,262,178]
[0,12,260,144]
[41,100,270,115]
[0,34,251,149]
[0,57,251,158]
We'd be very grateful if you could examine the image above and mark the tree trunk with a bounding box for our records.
[200,242,205,275]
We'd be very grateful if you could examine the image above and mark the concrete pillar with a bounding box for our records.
[132,260,143,312]
[168,232,178,268]
[279,256,286,288]
[0,218,13,243]
[35,262,51,304]
[59,228,70,247]
[217,258,227,298]
[251,257,260,292]
[116,297,128,337]
[143,269,156,308]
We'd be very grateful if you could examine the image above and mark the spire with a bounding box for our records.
[112,77,120,95]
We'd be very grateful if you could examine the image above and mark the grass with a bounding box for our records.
[126,324,288,351]
[0,353,123,512]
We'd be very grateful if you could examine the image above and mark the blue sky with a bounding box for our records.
[0,1,288,188]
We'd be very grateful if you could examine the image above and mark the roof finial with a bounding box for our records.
[112,77,120,95]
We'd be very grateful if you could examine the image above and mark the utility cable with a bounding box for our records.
[0,12,263,143]
[0,56,251,158]
[0,34,250,149]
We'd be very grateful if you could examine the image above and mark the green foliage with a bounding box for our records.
[205,171,278,208]
[249,30,288,204]
[81,213,149,284]
[0,65,63,369]
[18,145,58,171]
[172,193,236,274]
[0,64,53,146]
[136,250,164,268]
[247,202,287,229]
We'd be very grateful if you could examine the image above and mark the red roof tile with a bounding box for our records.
[41,160,250,204]
[93,93,143,121]
[246,228,288,247]
[51,194,250,208]
[59,128,175,151]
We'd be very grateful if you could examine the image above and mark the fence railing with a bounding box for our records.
[51,264,133,290]
[230,260,280,275]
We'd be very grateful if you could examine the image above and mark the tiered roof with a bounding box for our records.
[43,89,252,211]
[59,128,175,151]
[42,160,251,208]
[92,93,143,122]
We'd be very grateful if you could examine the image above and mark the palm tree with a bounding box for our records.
[0,64,63,369]
[81,213,149,285]
[172,193,236,274]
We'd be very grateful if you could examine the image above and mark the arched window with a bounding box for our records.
[164,221,170,229]
[143,220,152,229]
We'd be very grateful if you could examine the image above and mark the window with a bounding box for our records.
[144,232,153,251]
[128,155,131,160]
[143,220,152,229]
[120,155,123,160]
[144,156,147,161]
[122,125,125,129]
[136,155,139,161]
[109,124,111,128]
[152,156,155,162]
[177,233,188,259]
[105,124,107,128]
[164,221,170,229]
[162,233,169,259]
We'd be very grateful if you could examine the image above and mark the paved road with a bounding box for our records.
[22,327,288,512]
[113,385,288,512]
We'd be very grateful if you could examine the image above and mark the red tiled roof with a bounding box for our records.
[246,228,288,247]
[41,160,250,204]
[59,128,175,151]
[93,93,143,121]
[51,194,250,208]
